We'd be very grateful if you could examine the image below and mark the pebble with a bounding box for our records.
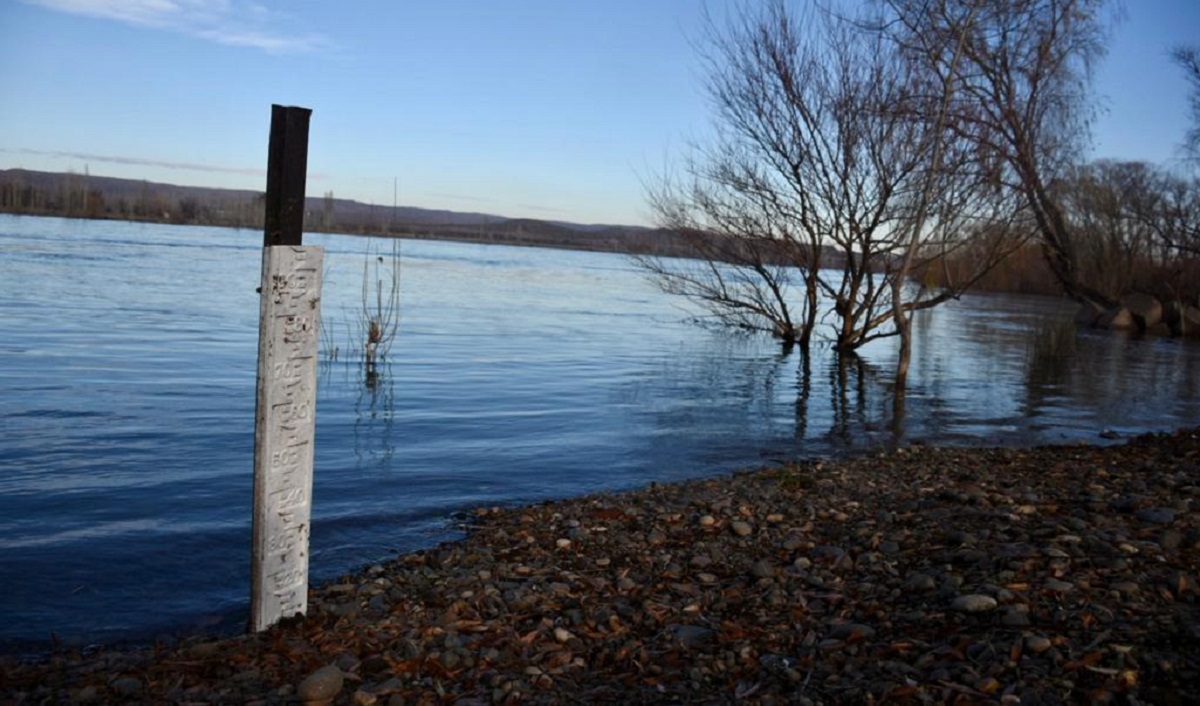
[109,678,142,697]
[1137,507,1175,524]
[7,429,1200,706]
[1111,581,1140,595]
[669,624,716,647]
[1002,606,1030,626]
[751,559,775,578]
[298,665,344,705]
[951,594,998,613]
[904,573,936,592]
[1044,578,1074,593]
[1159,530,1183,550]
[830,622,876,639]
[976,677,1001,694]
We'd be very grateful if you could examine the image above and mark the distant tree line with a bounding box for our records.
[923,160,1200,306]
[0,169,680,255]
[0,170,268,229]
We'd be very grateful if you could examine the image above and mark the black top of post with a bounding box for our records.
[264,105,312,247]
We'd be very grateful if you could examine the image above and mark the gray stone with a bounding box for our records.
[904,573,937,592]
[751,559,776,579]
[1111,581,1140,595]
[298,665,344,705]
[951,594,997,613]
[1002,606,1030,626]
[1098,307,1136,330]
[1121,293,1163,330]
[669,624,716,647]
[939,575,964,596]
[1025,635,1053,653]
[730,521,753,537]
[1044,579,1074,593]
[1137,507,1175,525]
[109,678,143,698]
[1160,530,1183,551]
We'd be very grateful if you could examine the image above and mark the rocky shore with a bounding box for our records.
[3,429,1199,705]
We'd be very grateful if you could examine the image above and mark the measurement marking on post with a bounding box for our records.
[250,244,322,631]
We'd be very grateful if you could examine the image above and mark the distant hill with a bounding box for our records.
[0,168,684,256]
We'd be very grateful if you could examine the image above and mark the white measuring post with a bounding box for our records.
[250,104,320,632]
[250,245,322,631]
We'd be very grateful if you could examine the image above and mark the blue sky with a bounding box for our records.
[1,1,1197,226]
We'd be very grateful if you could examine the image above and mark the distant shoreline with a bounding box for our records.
[0,168,675,257]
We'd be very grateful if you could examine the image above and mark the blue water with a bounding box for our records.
[1,214,1198,651]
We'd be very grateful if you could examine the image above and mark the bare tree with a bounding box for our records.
[637,3,833,351]
[358,238,402,383]
[1175,46,1200,166]
[1145,170,1200,260]
[640,1,1019,371]
[322,190,336,230]
[882,0,1117,308]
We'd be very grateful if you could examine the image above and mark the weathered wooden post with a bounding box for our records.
[250,104,323,632]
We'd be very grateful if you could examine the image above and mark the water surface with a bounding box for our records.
[1,215,1197,650]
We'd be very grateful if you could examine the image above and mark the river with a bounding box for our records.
[1,214,1197,651]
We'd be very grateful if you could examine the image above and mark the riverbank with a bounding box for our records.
[3,429,1198,704]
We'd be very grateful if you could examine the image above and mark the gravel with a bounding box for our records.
[3,427,1198,704]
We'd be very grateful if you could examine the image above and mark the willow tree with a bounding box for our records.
[640,1,1019,367]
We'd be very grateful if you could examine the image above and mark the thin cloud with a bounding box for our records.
[6,148,264,175]
[3,148,334,180]
[518,203,568,214]
[425,192,494,204]
[22,0,332,54]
